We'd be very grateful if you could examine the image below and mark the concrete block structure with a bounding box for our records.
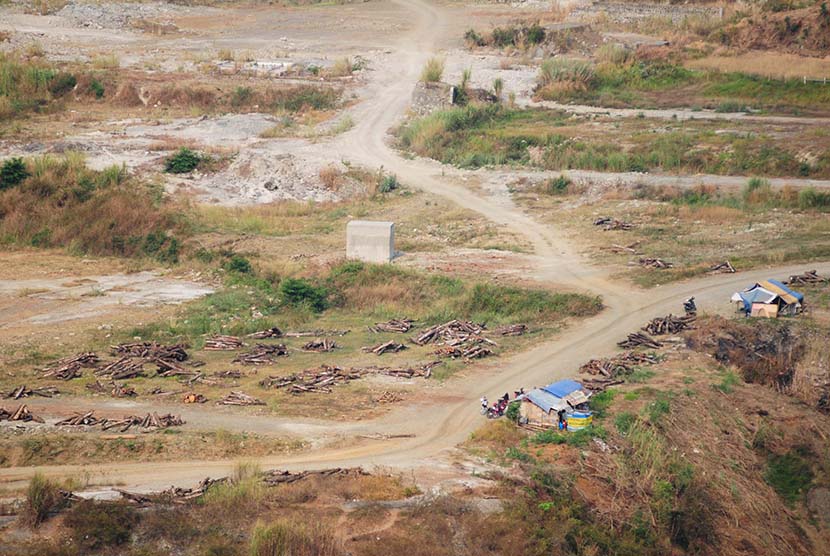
[346,220,395,263]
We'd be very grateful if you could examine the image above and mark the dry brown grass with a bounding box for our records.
[687,52,830,81]
[319,165,343,190]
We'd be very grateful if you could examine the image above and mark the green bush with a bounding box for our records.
[420,57,444,83]
[21,472,62,527]
[463,28,485,47]
[89,79,105,99]
[64,500,139,549]
[164,148,202,174]
[280,277,328,312]
[377,173,399,193]
[588,389,615,417]
[48,72,76,97]
[505,400,520,422]
[224,254,253,274]
[231,86,253,107]
[543,174,571,195]
[526,23,546,44]
[614,411,636,435]
[0,157,29,189]
[142,230,180,264]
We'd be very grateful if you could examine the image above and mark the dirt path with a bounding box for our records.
[2,0,830,494]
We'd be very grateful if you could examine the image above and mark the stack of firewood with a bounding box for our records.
[617,332,663,349]
[363,341,408,355]
[709,260,736,274]
[204,335,244,350]
[182,392,207,404]
[302,338,339,352]
[218,391,264,406]
[284,329,350,337]
[580,351,661,391]
[643,314,696,335]
[0,404,44,423]
[56,411,100,426]
[411,320,486,346]
[637,257,673,269]
[4,385,58,399]
[42,352,100,380]
[95,357,145,380]
[111,342,188,362]
[233,344,288,365]
[368,318,414,333]
[594,217,634,231]
[260,365,364,394]
[86,380,137,398]
[247,327,283,339]
[493,324,527,336]
[262,467,368,485]
[785,270,827,285]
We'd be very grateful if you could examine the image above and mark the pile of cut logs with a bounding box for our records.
[643,314,696,336]
[368,318,414,333]
[494,324,527,336]
[411,320,486,346]
[218,391,264,406]
[433,337,495,360]
[183,392,207,404]
[86,380,136,398]
[55,411,184,431]
[302,339,338,352]
[155,358,199,378]
[580,351,661,391]
[260,362,438,394]
[204,335,244,351]
[262,467,368,485]
[233,344,288,365]
[608,241,641,254]
[95,357,145,380]
[284,329,350,337]
[111,342,188,361]
[363,341,408,355]
[42,352,100,380]
[4,385,58,399]
[637,257,673,269]
[0,404,43,423]
[709,260,736,274]
[260,365,364,394]
[617,332,663,349]
[785,270,828,285]
[594,217,634,231]
[247,327,283,339]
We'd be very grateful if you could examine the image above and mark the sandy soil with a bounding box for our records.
[2,0,830,497]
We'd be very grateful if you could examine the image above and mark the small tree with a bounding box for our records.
[0,157,29,190]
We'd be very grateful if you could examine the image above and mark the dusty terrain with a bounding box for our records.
[2,0,830,553]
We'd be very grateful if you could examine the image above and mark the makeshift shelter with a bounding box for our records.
[519,379,592,429]
[731,280,804,317]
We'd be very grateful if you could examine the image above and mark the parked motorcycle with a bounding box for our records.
[683,296,697,316]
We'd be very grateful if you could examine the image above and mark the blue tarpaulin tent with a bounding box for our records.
[542,379,583,399]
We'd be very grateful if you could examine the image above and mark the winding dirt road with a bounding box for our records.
[2,0,829,493]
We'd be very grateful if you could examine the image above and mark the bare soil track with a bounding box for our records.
[2,0,830,494]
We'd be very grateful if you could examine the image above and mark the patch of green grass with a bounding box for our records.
[764,448,815,505]
[712,370,740,394]
[646,393,671,423]
[628,368,656,383]
[589,389,615,418]
[614,411,637,435]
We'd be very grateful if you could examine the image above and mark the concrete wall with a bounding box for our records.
[346,220,395,263]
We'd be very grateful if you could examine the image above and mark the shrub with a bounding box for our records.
[280,277,328,312]
[595,44,631,66]
[742,177,771,204]
[538,58,596,88]
[798,187,830,209]
[505,400,520,422]
[464,28,485,47]
[250,520,343,556]
[614,411,636,435]
[0,157,29,189]
[231,86,253,107]
[89,79,105,99]
[420,57,445,83]
[542,174,571,195]
[377,173,399,193]
[588,389,614,417]
[164,147,202,174]
[21,472,62,527]
[224,254,253,274]
[526,23,546,44]
[64,500,139,549]
[330,57,354,77]
[48,72,76,97]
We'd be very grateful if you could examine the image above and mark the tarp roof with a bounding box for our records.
[524,389,569,413]
[732,281,803,312]
[542,379,583,399]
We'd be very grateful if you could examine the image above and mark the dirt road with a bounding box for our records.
[2,0,829,494]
